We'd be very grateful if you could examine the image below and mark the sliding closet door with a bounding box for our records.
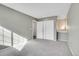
[36,20,56,41]
[36,21,43,39]
[44,20,55,40]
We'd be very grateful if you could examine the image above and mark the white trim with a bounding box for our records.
[58,39,68,42]
[68,44,75,56]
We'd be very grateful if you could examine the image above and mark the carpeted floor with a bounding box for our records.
[20,39,72,56]
[0,39,72,56]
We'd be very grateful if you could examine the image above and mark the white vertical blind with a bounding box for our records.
[36,20,55,40]
[4,28,11,46]
[0,26,3,45]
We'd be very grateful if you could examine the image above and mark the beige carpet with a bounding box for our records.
[0,46,20,56]
[0,39,72,56]
[20,39,72,56]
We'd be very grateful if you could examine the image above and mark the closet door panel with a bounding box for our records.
[36,22,43,39]
[44,20,55,40]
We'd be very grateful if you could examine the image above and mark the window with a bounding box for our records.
[4,28,11,46]
[0,26,11,46]
[0,26,3,45]
[0,25,28,51]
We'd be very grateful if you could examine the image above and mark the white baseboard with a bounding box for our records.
[68,44,75,56]
[58,39,68,42]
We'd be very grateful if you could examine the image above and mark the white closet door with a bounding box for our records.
[44,20,55,40]
[37,21,43,39]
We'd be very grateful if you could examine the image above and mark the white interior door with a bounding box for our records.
[37,21,43,39]
[44,20,55,40]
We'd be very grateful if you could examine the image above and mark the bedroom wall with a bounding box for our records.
[0,4,36,40]
[68,3,79,56]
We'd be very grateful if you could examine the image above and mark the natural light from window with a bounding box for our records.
[0,25,28,51]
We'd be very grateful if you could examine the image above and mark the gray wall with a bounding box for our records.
[68,3,79,56]
[0,4,36,40]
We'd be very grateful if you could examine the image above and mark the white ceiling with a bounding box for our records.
[2,3,71,19]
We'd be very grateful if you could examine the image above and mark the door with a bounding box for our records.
[36,20,56,41]
[44,20,55,40]
[36,21,43,39]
